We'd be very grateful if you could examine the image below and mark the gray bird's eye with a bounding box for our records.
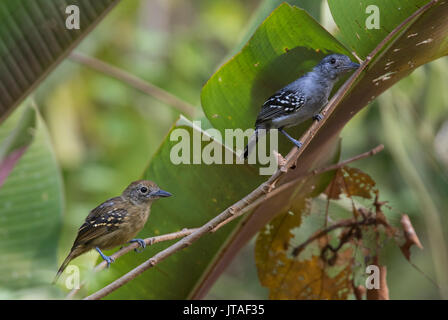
[330,58,336,64]
[140,186,148,193]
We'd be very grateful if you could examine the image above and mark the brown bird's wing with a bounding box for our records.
[72,197,127,246]
[54,197,129,283]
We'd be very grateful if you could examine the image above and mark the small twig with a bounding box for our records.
[69,52,197,117]
[83,145,383,299]
[311,144,384,176]
[212,144,384,232]
[292,215,384,257]
[65,228,197,299]
[84,59,367,300]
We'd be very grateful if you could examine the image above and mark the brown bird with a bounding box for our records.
[54,180,172,283]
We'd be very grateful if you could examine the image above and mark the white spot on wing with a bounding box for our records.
[372,71,397,83]
[416,38,433,46]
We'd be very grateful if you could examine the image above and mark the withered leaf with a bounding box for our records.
[255,198,352,300]
[399,214,423,261]
[325,166,377,200]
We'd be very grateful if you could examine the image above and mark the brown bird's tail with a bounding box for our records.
[53,246,85,284]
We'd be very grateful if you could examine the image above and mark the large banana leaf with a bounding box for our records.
[55,1,448,299]
[0,0,120,123]
[86,117,264,299]
[0,104,63,298]
[191,0,448,298]
[86,2,346,299]
[328,0,431,58]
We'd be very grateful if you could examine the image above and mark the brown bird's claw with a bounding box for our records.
[106,257,115,268]
[96,247,115,267]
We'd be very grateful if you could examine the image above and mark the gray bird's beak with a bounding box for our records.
[349,62,360,69]
[152,189,172,198]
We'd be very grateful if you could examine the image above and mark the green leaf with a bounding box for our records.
[328,0,431,59]
[0,0,120,123]
[87,116,265,299]
[76,0,448,299]
[0,104,36,185]
[201,3,351,137]
[0,104,64,294]
[231,0,323,56]
[196,0,448,298]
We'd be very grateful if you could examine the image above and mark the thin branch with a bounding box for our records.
[291,216,380,257]
[66,228,197,299]
[312,144,384,176]
[77,0,438,299]
[84,182,273,300]
[84,143,382,300]
[212,144,384,231]
[69,52,197,117]
[84,44,383,299]
[84,66,366,299]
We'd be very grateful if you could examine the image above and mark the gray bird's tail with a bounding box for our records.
[243,129,266,160]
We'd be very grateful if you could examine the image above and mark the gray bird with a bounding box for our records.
[243,54,359,159]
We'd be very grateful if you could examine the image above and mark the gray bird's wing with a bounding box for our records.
[255,90,306,127]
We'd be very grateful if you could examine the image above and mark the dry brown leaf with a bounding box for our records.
[325,166,376,200]
[399,214,423,261]
[255,200,307,290]
[269,255,352,300]
[255,199,352,300]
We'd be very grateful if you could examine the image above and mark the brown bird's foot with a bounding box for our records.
[129,238,146,253]
[96,247,115,267]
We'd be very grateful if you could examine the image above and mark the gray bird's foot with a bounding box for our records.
[95,247,115,268]
[279,129,302,149]
[291,139,303,149]
[129,238,146,253]
[313,113,323,121]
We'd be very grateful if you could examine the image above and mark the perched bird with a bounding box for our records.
[54,180,172,283]
[243,54,360,158]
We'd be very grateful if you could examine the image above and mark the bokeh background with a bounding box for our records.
[24,0,448,299]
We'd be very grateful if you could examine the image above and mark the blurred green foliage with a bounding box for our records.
[1,0,447,299]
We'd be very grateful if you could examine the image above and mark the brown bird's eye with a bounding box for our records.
[330,58,336,64]
[140,186,148,193]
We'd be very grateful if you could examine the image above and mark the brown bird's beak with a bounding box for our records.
[151,189,172,198]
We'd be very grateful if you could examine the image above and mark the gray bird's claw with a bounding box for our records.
[105,256,115,268]
[313,114,323,121]
[130,238,146,253]
[293,140,303,149]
